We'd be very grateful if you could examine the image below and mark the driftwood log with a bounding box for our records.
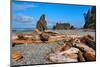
[70,35,96,61]
[80,34,96,50]
[40,32,50,42]
[12,51,23,61]
[47,34,96,63]
[12,30,65,45]
[47,47,79,63]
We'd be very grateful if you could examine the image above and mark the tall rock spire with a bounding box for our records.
[36,14,48,31]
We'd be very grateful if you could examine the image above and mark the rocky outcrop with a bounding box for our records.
[53,23,75,30]
[83,6,96,29]
[36,14,48,31]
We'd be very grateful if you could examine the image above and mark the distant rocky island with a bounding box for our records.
[52,23,75,30]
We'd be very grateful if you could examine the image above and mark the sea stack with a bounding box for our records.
[36,14,48,31]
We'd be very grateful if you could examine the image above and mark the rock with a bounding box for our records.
[36,14,48,31]
[83,6,96,29]
[12,51,23,61]
[52,23,74,30]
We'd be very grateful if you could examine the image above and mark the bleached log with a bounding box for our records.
[12,51,23,61]
[73,43,96,61]
[47,47,79,63]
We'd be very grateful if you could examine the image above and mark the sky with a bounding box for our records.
[12,0,92,29]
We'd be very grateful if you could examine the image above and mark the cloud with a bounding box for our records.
[13,14,34,23]
[12,3,39,10]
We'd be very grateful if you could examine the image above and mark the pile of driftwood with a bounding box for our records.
[12,30,96,62]
[12,29,65,46]
[47,34,96,63]
[12,30,65,61]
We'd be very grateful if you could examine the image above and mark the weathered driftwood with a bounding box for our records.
[71,37,96,61]
[83,49,96,61]
[40,32,50,42]
[48,35,65,42]
[75,44,96,61]
[47,34,96,63]
[12,51,23,61]
[80,34,96,50]
[47,47,79,63]
[77,51,85,61]
[47,39,80,63]
[12,30,65,45]
[39,30,65,42]
[33,29,42,35]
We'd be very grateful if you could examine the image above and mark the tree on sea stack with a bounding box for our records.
[36,14,48,31]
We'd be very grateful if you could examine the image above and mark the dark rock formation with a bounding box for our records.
[83,6,96,29]
[52,23,75,30]
[36,14,48,31]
